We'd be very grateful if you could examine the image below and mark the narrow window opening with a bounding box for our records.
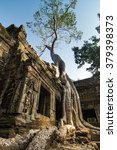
[56,97,62,124]
[37,85,50,117]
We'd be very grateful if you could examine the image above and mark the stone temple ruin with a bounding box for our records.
[0,23,64,136]
[74,77,100,127]
[0,23,100,150]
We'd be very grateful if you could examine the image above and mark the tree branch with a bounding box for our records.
[64,1,75,14]
[38,46,46,57]
[51,16,58,50]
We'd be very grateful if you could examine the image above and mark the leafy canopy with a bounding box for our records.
[72,14,100,74]
[27,0,82,53]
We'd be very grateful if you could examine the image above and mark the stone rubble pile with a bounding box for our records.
[0,126,99,150]
[0,130,37,150]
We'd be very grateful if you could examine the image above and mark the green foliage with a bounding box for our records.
[72,22,100,74]
[27,0,82,51]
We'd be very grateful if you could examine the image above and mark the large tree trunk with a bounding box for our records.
[59,71,99,132]
[47,44,99,138]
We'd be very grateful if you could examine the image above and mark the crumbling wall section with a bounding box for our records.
[0,24,63,137]
[74,77,100,126]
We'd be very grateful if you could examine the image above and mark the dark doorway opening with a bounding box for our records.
[56,97,62,124]
[82,108,97,122]
[37,85,50,117]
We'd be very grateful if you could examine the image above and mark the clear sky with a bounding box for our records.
[0,0,99,80]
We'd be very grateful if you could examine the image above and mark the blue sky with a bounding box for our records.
[0,0,99,80]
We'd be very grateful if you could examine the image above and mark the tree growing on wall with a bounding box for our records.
[27,0,99,135]
[27,0,82,54]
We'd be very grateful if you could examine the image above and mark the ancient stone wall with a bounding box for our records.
[0,24,63,137]
[74,77,100,127]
